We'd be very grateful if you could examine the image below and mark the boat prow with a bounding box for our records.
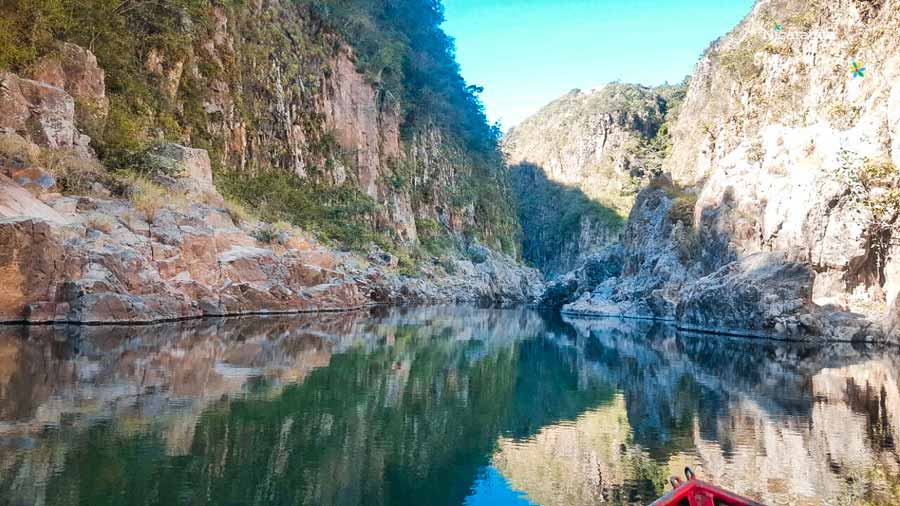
[650,468,765,506]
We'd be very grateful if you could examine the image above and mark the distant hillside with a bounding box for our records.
[503,82,686,275]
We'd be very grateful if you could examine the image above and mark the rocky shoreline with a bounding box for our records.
[0,176,542,325]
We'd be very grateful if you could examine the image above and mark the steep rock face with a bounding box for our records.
[560,0,900,342]
[28,42,109,133]
[115,0,518,253]
[0,72,91,155]
[563,184,704,319]
[505,83,685,275]
[666,0,900,321]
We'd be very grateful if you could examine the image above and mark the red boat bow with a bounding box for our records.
[650,468,765,506]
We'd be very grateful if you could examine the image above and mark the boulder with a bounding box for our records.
[0,174,69,223]
[29,43,109,132]
[539,273,579,308]
[0,72,80,150]
[888,296,900,343]
[0,218,66,322]
[143,143,215,194]
[581,243,624,285]
[5,166,58,194]
[675,252,818,339]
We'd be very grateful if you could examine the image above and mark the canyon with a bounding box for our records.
[1,0,900,343]
[520,0,900,342]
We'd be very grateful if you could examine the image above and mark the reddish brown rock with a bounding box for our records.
[0,174,68,223]
[0,72,78,149]
[29,43,109,132]
[5,166,58,194]
[0,218,66,322]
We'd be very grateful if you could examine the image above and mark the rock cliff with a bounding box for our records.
[553,0,900,342]
[504,83,686,275]
[1,0,522,255]
[0,0,542,323]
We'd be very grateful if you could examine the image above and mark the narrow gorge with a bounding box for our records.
[516,0,900,343]
[3,1,900,505]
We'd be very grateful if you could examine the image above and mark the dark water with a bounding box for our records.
[1,307,899,506]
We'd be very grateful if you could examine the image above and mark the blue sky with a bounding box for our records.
[442,0,755,128]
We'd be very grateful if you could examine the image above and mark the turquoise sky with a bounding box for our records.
[442,0,755,128]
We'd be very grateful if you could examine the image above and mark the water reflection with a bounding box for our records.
[0,307,898,506]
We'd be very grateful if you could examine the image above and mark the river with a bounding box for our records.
[0,307,898,505]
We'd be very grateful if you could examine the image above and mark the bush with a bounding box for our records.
[416,217,454,256]
[0,134,41,164]
[826,102,860,130]
[224,197,256,226]
[84,214,116,234]
[649,177,698,227]
[217,169,381,250]
[746,140,765,163]
[126,175,175,222]
[39,148,106,194]
[717,41,762,81]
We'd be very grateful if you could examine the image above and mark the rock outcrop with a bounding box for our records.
[505,83,686,275]
[0,71,91,155]
[0,177,541,323]
[553,0,900,342]
[142,143,217,195]
[28,42,109,133]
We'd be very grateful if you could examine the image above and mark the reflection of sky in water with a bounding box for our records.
[465,466,533,506]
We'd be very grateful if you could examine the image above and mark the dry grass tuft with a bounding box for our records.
[223,197,257,226]
[84,214,116,234]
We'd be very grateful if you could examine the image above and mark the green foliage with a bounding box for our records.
[836,151,900,284]
[217,169,381,250]
[302,0,502,161]
[716,37,766,82]
[416,218,454,256]
[512,164,625,270]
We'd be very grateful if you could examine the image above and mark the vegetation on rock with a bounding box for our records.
[0,0,520,258]
[505,81,687,275]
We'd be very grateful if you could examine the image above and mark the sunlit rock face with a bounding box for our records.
[666,0,900,327]
[503,84,686,276]
[561,1,900,341]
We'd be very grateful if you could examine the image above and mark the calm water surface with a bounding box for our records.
[1,307,899,506]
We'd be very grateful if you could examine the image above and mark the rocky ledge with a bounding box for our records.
[0,168,542,324]
[543,183,892,342]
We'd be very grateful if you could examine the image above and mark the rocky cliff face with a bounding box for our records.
[554,0,900,342]
[0,0,522,256]
[504,83,685,275]
[0,0,542,323]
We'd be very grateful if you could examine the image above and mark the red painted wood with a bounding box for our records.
[649,479,766,506]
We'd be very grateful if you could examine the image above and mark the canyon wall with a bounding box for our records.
[552,0,900,342]
[0,0,542,322]
[504,83,685,275]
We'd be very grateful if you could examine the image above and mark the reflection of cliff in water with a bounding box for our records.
[0,307,609,506]
[493,316,900,505]
[1,308,899,506]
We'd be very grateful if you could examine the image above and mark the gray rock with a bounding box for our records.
[675,252,817,339]
[143,143,215,194]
